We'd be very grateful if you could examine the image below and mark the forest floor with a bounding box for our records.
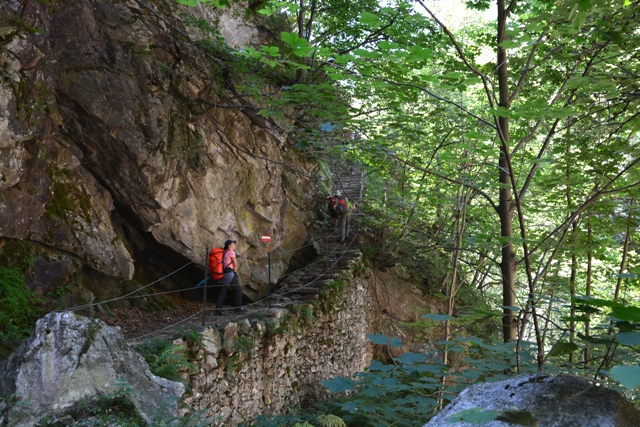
[101,296,202,340]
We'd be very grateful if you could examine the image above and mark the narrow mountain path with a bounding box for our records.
[271,162,363,303]
[108,161,364,345]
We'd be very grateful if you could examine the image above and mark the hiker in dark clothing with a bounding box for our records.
[214,240,245,315]
[327,195,340,229]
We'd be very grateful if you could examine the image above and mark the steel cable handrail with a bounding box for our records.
[62,261,195,313]
[124,232,362,343]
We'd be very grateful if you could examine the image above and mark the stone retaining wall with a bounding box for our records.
[178,256,378,425]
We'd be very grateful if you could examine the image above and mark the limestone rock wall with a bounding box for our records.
[176,266,377,425]
[0,0,318,305]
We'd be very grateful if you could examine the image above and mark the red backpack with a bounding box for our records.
[208,248,225,280]
[337,196,350,215]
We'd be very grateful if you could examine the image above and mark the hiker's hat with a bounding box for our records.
[224,240,236,248]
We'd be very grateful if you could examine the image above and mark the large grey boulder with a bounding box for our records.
[0,311,184,426]
[425,373,640,427]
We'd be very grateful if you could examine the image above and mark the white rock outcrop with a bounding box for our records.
[0,311,184,427]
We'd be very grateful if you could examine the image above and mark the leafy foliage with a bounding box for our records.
[0,266,43,358]
[251,333,541,427]
[136,338,195,384]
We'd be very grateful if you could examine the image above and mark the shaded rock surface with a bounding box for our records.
[0,0,317,312]
[424,373,640,427]
[0,311,184,427]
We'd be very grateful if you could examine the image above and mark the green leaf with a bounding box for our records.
[378,40,399,51]
[607,366,640,389]
[612,306,640,323]
[489,106,510,117]
[572,296,618,308]
[406,46,433,62]
[448,407,499,424]
[359,12,381,28]
[565,76,592,89]
[579,0,592,11]
[366,333,403,348]
[423,313,455,321]
[257,7,272,15]
[280,32,313,57]
[472,309,502,317]
[261,45,280,56]
[322,376,355,393]
[616,332,640,346]
[499,40,521,49]
[577,332,614,345]
[397,352,427,364]
[548,341,579,357]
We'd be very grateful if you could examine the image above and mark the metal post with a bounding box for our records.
[261,234,272,308]
[268,251,272,308]
[202,246,208,326]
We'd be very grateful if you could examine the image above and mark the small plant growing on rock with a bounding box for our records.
[136,338,195,384]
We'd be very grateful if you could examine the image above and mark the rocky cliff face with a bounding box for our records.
[0,0,319,307]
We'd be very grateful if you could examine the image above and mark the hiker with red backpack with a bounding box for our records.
[337,196,353,243]
[210,240,245,315]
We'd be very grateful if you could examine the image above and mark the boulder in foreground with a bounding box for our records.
[0,311,184,426]
[424,373,640,427]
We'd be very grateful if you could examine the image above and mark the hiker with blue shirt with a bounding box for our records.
[214,240,246,315]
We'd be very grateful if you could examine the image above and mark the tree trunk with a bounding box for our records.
[497,0,516,342]
[566,133,576,363]
[614,198,634,302]
[584,219,593,365]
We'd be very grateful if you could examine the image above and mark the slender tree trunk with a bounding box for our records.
[497,0,516,342]
[608,199,634,337]
[584,219,593,365]
[614,198,634,302]
[440,186,467,409]
[566,134,576,363]
[569,228,577,363]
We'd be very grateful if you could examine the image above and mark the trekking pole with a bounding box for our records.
[202,246,208,326]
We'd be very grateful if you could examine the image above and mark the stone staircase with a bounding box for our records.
[269,162,364,303]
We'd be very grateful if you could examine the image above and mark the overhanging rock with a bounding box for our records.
[424,373,640,427]
[0,311,184,426]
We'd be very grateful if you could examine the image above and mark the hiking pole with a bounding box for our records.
[202,246,208,326]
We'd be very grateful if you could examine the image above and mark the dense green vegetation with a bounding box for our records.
[0,266,43,358]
